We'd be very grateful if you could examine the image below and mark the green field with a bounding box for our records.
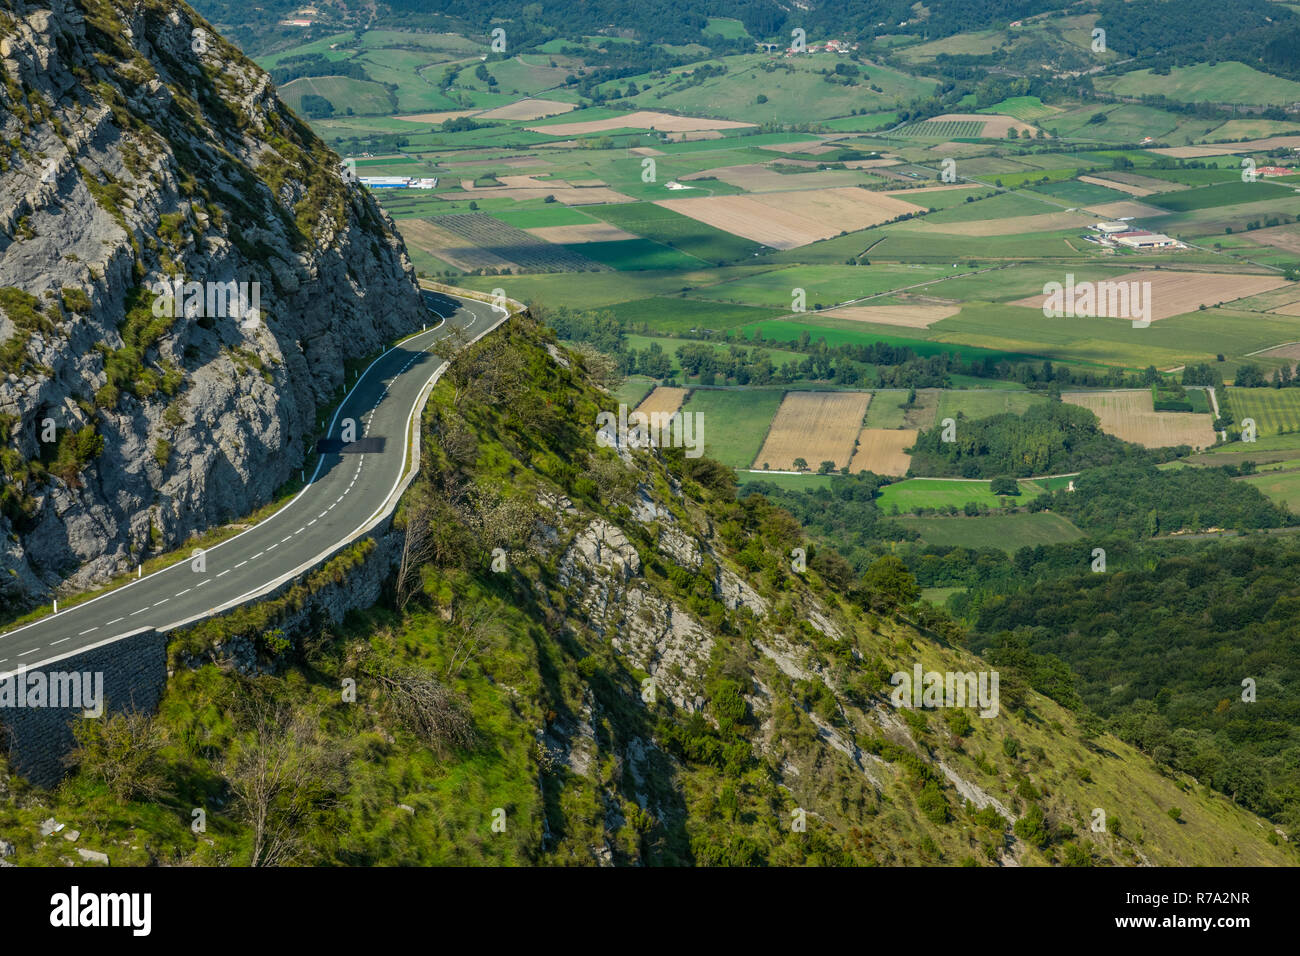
[678,388,785,468]
[1225,388,1300,437]
[1243,469,1300,511]
[895,511,1085,550]
[738,472,834,492]
[565,239,707,272]
[1148,181,1294,212]
[610,297,780,333]
[584,202,763,264]
[934,389,1046,422]
[876,477,1047,513]
[687,262,965,308]
[1095,62,1300,107]
[615,376,657,408]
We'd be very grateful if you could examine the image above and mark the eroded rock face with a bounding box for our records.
[0,0,426,608]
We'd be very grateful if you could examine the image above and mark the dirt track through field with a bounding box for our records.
[753,391,871,470]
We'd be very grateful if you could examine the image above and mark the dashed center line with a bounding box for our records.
[175,589,191,597]
[106,617,124,625]
[217,570,230,578]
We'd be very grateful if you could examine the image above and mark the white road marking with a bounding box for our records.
[106,617,124,625]
[197,580,211,587]
[52,638,71,645]
[296,528,305,535]
[153,599,168,607]
[308,518,318,526]
[234,561,247,569]
[217,570,230,578]
[130,608,148,616]
[18,648,39,656]
[267,543,278,551]
[251,552,263,560]
[175,589,191,597]
[281,536,292,543]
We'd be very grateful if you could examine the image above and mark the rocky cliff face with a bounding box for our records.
[0,0,426,610]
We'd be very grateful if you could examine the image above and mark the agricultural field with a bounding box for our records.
[1095,62,1300,107]
[1148,181,1296,212]
[934,389,1046,423]
[583,202,763,263]
[634,386,689,417]
[1062,390,1218,449]
[753,391,872,470]
[1242,469,1300,512]
[678,388,786,468]
[656,188,926,250]
[875,478,1045,513]
[398,214,609,273]
[895,512,1085,551]
[889,119,986,140]
[1224,388,1300,438]
[848,428,916,476]
[1010,270,1291,321]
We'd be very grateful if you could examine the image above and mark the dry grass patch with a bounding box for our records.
[1063,390,1217,448]
[848,428,916,476]
[753,391,872,470]
[1012,270,1290,320]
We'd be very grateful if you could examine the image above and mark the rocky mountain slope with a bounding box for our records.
[0,0,426,610]
[3,313,1291,867]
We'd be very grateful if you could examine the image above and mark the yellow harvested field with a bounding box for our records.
[657,188,925,250]
[1012,270,1290,321]
[526,223,639,243]
[1063,390,1217,449]
[527,110,753,136]
[848,428,916,476]
[758,140,836,154]
[634,386,690,418]
[1273,302,1300,317]
[820,304,960,328]
[475,98,576,121]
[1152,135,1300,158]
[899,211,1093,236]
[1096,171,1189,193]
[753,391,871,470]
[1083,200,1171,219]
[845,158,902,169]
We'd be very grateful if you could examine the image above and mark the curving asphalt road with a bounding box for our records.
[0,289,505,675]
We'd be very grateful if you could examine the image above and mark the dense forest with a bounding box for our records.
[967,539,1300,832]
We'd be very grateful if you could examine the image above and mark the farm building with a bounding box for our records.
[1112,230,1178,249]
[1258,166,1294,177]
[1093,221,1131,235]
